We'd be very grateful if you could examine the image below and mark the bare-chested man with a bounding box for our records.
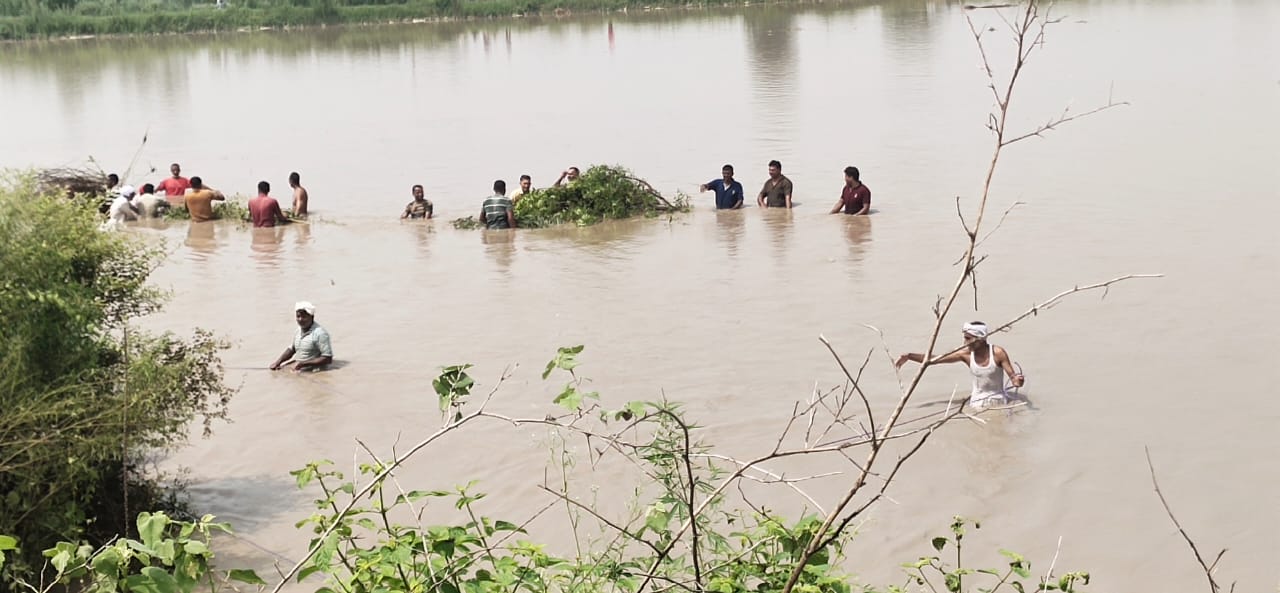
[289,171,309,216]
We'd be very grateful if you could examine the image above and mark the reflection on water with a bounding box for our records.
[713,209,747,255]
[250,226,287,268]
[481,228,516,272]
[760,208,794,263]
[184,221,218,260]
[408,220,436,251]
[842,216,873,262]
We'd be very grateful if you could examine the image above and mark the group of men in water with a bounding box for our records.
[400,167,575,229]
[101,163,311,228]
[697,161,871,215]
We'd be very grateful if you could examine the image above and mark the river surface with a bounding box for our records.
[3,0,1279,589]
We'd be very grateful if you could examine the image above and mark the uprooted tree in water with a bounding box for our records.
[453,165,689,229]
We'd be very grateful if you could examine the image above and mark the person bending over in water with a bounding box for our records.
[895,321,1025,410]
[270,301,333,372]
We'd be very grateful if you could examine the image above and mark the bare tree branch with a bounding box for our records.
[1146,447,1226,593]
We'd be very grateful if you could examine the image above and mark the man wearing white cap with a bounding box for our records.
[895,321,1025,410]
[101,185,141,230]
[270,301,333,371]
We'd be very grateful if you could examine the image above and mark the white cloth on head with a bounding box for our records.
[294,301,316,316]
[119,185,137,199]
[962,322,988,338]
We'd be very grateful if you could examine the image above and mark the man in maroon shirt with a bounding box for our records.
[249,181,290,228]
[829,166,871,215]
[156,162,191,203]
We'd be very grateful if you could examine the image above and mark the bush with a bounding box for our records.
[511,164,689,228]
[0,174,235,579]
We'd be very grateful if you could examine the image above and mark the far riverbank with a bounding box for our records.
[0,0,837,41]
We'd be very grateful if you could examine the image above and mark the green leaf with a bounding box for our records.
[51,549,72,573]
[137,512,168,548]
[228,568,267,585]
[944,573,961,593]
[434,364,475,410]
[0,535,16,551]
[931,537,948,551]
[542,345,585,379]
[553,384,585,411]
[141,567,180,593]
[182,540,209,556]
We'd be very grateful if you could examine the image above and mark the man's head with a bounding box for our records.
[170,163,181,178]
[190,176,204,190]
[494,179,507,195]
[566,167,580,182]
[519,175,532,192]
[844,166,860,186]
[962,321,989,350]
[295,301,316,328]
[289,172,301,187]
[412,184,425,200]
[107,173,119,188]
[722,164,734,182]
[141,183,155,195]
[120,185,136,199]
[768,160,782,179]
[258,181,270,195]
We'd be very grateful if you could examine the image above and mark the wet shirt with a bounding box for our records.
[293,323,333,360]
[185,189,219,222]
[482,195,513,229]
[759,175,793,208]
[249,194,286,227]
[840,184,871,214]
[706,178,745,209]
[403,199,434,219]
[156,177,191,200]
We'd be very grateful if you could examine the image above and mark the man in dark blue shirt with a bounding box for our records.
[699,164,745,209]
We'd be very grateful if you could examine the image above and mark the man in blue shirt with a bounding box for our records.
[699,164,745,209]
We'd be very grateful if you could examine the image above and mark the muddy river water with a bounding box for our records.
[3,0,1278,589]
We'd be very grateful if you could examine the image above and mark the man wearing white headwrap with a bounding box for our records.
[105,185,140,225]
[270,301,334,371]
[895,321,1025,410]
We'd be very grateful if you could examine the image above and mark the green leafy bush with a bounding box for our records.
[511,165,688,228]
[0,174,235,579]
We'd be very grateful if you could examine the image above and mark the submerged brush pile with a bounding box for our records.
[35,167,108,198]
[163,199,252,222]
[452,165,689,229]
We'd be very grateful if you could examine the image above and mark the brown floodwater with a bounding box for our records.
[2,0,1278,589]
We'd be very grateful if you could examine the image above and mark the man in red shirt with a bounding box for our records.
[829,166,871,215]
[156,163,191,203]
[249,181,290,228]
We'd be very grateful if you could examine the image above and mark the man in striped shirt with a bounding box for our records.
[479,180,515,229]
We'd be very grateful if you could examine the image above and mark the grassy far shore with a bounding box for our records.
[0,0,759,40]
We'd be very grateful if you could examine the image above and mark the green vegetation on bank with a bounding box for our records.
[0,0,743,40]
[0,174,234,579]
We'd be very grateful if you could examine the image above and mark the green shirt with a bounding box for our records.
[482,195,513,229]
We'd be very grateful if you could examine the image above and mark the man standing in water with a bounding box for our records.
[156,163,191,203]
[270,301,333,372]
[510,175,534,202]
[829,166,871,215]
[401,184,434,219]
[699,164,745,209]
[289,172,309,216]
[249,181,290,227]
[757,160,793,208]
[184,177,226,223]
[895,321,1025,410]
[479,180,515,229]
